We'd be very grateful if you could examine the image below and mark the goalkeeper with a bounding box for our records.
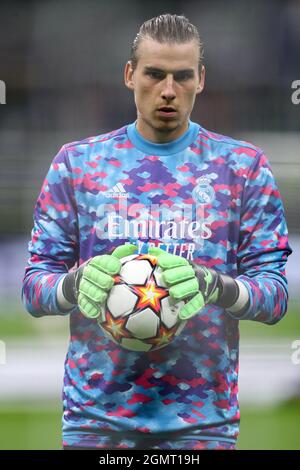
[22,14,292,450]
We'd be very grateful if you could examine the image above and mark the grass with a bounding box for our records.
[239,300,300,339]
[0,301,69,338]
[1,300,299,339]
[0,301,299,449]
[238,401,300,450]
[0,402,62,450]
[0,400,300,450]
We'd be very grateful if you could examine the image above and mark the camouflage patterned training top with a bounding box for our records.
[22,121,292,448]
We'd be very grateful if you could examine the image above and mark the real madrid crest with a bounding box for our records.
[192,176,215,205]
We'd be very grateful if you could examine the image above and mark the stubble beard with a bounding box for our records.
[140,112,184,141]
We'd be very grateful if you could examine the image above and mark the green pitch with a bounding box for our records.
[0,401,299,450]
[0,402,61,450]
[1,300,300,339]
[0,300,299,449]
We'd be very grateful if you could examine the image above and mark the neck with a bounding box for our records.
[136,117,189,143]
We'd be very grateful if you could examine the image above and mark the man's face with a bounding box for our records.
[125,38,205,142]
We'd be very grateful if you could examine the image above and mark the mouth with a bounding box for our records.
[157,106,177,117]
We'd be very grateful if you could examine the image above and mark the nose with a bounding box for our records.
[161,74,176,101]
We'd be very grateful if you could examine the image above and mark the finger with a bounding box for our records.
[162,265,196,286]
[89,254,121,276]
[149,248,189,269]
[178,292,206,320]
[169,278,199,300]
[79,278,109,303]
[112,243,138,259]
[78,292,103,319]
[148,247,166,257]
[83,264,115,290]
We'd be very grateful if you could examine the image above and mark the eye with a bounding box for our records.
[146,71,164,80]
[174,72,193,82]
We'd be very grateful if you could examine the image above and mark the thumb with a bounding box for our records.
[111,243,138,260]
[148,247,167,257]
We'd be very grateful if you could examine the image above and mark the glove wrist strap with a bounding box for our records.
[61,263,86,305]
[57,275,76,310]
[216,273,239,308]
[192,263,239,308]
[62,271,78,304]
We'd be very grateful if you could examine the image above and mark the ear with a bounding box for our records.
[124,61,135,91]
[196,65,205,95]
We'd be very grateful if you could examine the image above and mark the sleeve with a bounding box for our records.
[229,151,292,324]
[22,145,79,317]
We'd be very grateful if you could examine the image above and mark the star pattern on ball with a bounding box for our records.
[132,277,168,313]
[138,254,158,265]
[97,254,186,352]
[146,324,178,348]
[102,309,131,342]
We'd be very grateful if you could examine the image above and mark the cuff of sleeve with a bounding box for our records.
[57,275,77,313]
[226,280,251,320]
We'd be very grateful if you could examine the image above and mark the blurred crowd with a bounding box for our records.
[0,0,299,234]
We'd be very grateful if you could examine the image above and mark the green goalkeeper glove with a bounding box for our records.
[148,247,239,320]
[61,244,137,318]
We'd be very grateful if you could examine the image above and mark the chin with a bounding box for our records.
[154,118,180,132]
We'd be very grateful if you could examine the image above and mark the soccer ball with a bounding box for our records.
[97,254,187,352]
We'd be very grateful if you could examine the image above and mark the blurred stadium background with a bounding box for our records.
[0,0,299,450]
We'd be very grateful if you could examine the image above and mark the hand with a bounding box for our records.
[148,247,221,320]
[62,244,137,319]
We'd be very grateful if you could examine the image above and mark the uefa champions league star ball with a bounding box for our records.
[97,254,187,352]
